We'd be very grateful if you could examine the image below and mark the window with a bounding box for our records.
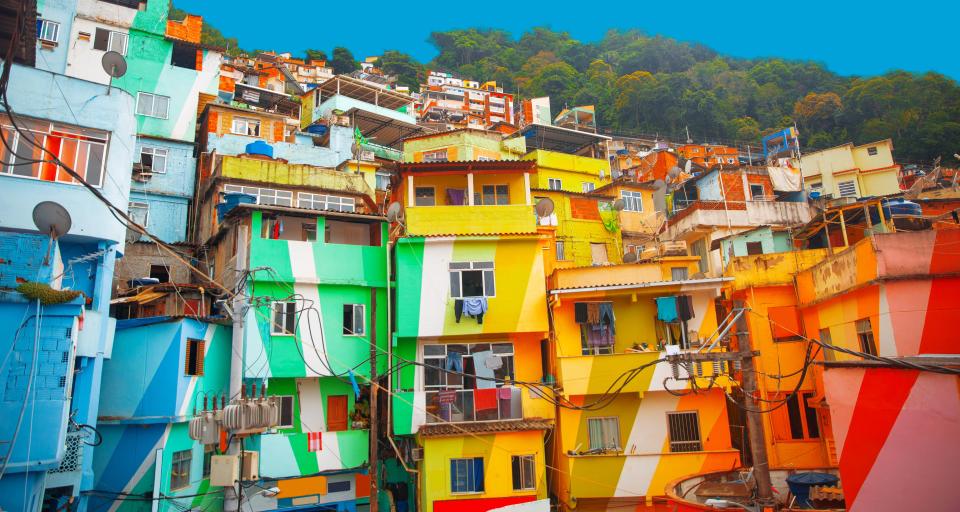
[423,149,448,162]
[750,184,765,200]
[548,178,562,191]
[328,480,352,493]
[272,302,296,335]
[37,19,60,43]
[93,28,127,55]
[555,241,566,261]
[587,417,620,451]
[746,241,764,255]
[837,180,857,198]
[277,396,294,428]
[810,182,823,190]
[0,116,107,187]
[298,192,355,212]
[727,157,736,164]
[671,267,689,281]
[231,117,261,137]
[149,264,170,283]
[128,202,149,227]
[223,184,293,207]
[326,395,348,432]
[136,92,170,119]
[185,338,204,376]
[667,411,703,452]
[621,190,643,212]
[302,223,317,242]
[690,238,708,273]
[582,182,595,193]
[423,342,515,393]
[856,318,877,356]
[450,458,484,493]
[415,187,436,206]
[170,450,192,490]
[375,172,391,191]
[773,392,820,440]
[819,328,835,362]
[449,261,495,298]
[200,445,213,479]
[590,243,608,266]
[478,184,509,205]
[343,304,365,336]
[140,146,168,174]
[867,146,878,156]
[511,455,536,491]
[171,41,197,69]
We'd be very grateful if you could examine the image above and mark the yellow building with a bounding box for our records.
[533,188,622,268]
[403,128,527,163]
[547,262,741,511]
[523,149,612,194]
[595,181,661,256]
[796,139,901,198]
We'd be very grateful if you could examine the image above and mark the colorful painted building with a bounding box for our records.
[402,129,527,163]
[89,318,231,511]
[420,71,515,128]
[796,139,902,199]
[0,19,136,508]
[532,188,623,268]
[546,263,741,511]
[391,159,554,512]
[594,181,661,258]
[676,144,739,170]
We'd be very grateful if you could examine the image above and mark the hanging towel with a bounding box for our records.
[347,369,361,399]
[587,303,601,324]
[446,188,466,205]
[677,295,695,321]
[587,325,614,347]
[656,296,679,322]
[475,388,498,411]
[307,432,322,452]
[472,350,497,389]
[445,352,463,373]
[498,387,513,400]
[574,303,588,323]
[599,302,616,334]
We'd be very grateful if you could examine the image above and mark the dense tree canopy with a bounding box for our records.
[331,47,359,75]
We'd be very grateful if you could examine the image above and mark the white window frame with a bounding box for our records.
[271,301,297,336]
[108,30,128,55]
[620,190,643,212]
[423,149,448,163]
[449,261,495,298]
[38,19,60,44]
[511,454,536,491]
[277,395,295,428]
[450,457,484,494]
[297,191,356,212]
[223,184,293,207]
[582,182,595,193]
[140,145,168,174]
[136,92,170,119]
[231,117,261,137]
[587,416,621,451]
[548,178,562,191]
[0,117,108,187]
[170,449,192,490]
[343,304,366,337]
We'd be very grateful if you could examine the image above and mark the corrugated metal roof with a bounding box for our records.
[419,418,553,438]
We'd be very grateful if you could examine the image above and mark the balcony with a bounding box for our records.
[406,204,536,236]
[667,200,812,238]
[425,386,523,423]
[259,429,369,476]
[215,154,374,197]
[557,351,661,396]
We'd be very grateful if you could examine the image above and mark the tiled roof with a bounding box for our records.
[418,418,553,437]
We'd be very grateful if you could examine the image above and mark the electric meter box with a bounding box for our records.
[210,455,239,487]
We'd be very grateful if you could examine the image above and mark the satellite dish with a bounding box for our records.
[684,160,693,173]
[101,51,127,78]
[386,201,405,224]
[612,199,625,211]
[33,201,72,238]
[535,197,555,218]
[623,251,638,263]
[652,180,667,213]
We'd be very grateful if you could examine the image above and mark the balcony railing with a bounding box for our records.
[425,386,523,423]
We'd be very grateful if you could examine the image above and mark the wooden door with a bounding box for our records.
[326,395,348,432]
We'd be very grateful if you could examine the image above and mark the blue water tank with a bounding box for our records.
[217,192,257,222]
[245,140,274,158]
[808,191,822,200]
[305,124,328,136]
[882,198,922,217]
[786,472,839,508]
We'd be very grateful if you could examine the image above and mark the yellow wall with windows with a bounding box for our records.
[404,131,526,163]
[523,150,612,193]
[420,431,548,512]
[533,190,621,268]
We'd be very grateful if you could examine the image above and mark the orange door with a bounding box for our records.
[326,395,348,432]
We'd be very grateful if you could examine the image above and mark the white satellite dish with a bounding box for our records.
[102,51,127,95]
[535,197,555,218]
[32,201,72,238]
[386,201,405,224]
[623,251,638,263]
[612,199,625,211]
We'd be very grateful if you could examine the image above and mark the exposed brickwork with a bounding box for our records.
[569,197,601,220]
[165,14,203,44]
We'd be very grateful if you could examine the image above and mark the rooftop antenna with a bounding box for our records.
[101,51,127,95]
[32,201,72,265]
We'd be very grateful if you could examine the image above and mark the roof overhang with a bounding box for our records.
[550,277,732,295]
[514,123,610,153]
[346,108,424,148]
[315,75,413,110]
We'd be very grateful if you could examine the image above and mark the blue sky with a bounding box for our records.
[175,0,958,80]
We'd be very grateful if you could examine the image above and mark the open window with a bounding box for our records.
[449,262,494,298]
[343,304,365,336]
[171,41,198,69]
[325,219,381,246]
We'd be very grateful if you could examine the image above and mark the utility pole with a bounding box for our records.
[369,288,379,512]
[733,300,775,507]
[224,225,248,512]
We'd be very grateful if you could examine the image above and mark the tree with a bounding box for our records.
[793,92,842,132]
[305,49,328,62]
[376,50,424,90]
[528,62,580,113]
[331,47,358,74]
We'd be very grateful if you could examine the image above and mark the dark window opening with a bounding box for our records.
[461,270,484,297]
[278,396,294,428]
[325,219,381,246]
[785,394,804,439]
[802,393,820,438]
[150,264,170,283]
[745,242,763,255]
[328,480,352,493]
[171,42,197,69]
[185,338,204,376]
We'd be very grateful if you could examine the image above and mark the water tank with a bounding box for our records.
[786,472,839,508]
[882,198,922,218]
[217,192,257,222]
[305,124,328,136]
[245,140,274,158]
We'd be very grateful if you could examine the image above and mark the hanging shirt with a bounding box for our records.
[462,297,488,316]
[677,295,695,321]
[599,302,616,334]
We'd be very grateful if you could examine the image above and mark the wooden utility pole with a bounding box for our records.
[733,300,775,506]
[369,288,379,512]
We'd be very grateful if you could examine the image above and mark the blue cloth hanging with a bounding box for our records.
[656,296,679,322]
[347,369,361,399]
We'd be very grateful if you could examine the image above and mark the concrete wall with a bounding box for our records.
[34,0,76,74]
[113,242,194,291]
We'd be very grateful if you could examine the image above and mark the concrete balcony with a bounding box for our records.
[667,200,813,239]
[406,204,537,236]
[558,349,730,397]
[314,94,416,126]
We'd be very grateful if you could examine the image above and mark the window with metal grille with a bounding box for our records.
[555,241,566,261]
[271,302,296,335]
[185,338,204,376]
[621,190,643,212]
[450,457,484,493]
[449,261,495,298]
[343,304,365,336]
[511,455,536,491]
[856,318,877,355]
[837,180,857,198]
[170,450,192,490]
[587,417,620,451]
[667,411,702,452]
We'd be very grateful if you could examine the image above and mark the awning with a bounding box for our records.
[111,290,166,305]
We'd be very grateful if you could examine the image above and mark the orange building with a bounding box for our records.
[677,144,739,169]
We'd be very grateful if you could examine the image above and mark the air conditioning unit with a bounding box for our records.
[241,451,259,481]
[411,447,424,461]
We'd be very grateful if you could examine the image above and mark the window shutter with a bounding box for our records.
[184,339,192,375]
[354,306,364,335]
[483,270,495,296]
[196,340,205,375]
[472,457,484,492]
[94,28,109,51]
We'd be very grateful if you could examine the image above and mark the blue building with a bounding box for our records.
[0,35,136,512]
